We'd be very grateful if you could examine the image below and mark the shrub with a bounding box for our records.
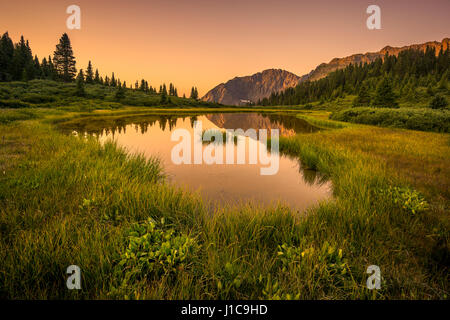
[22,93,56,104]
[330,107,450,133]
[429,95,448,109]
[0,99,33,108]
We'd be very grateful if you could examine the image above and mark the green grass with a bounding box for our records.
[0,105,449,300]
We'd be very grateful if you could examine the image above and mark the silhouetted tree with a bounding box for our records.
[53,33,77,82]
[75,69,85,96]
[85,61,94,84]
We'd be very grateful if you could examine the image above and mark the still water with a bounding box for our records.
[68,113,332,211]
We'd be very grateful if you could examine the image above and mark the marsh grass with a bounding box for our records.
[0,109,449,299]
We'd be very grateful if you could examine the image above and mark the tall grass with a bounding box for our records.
[0,112,448,299]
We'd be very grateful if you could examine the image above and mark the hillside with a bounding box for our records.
[202,69,305,106]
[308,38,449,81]
[203,38,449,106]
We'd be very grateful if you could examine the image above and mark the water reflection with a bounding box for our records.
[62,113,331,211]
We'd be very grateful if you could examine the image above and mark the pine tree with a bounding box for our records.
[190,87,199,100]
[85,61,94,84]
[11,36,33,81]
[33,55,41,79]
[0,32,15,81]
[115,83,126,101]
[372,77,398,108]
[429,95,448,109]
[110,73,116,87]
[47,56,57,80]
[94,69,100,84]
[75,69,85,96]
[53,33,77,82]
[353,82,371,106]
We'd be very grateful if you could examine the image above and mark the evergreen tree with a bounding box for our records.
[94,69,100,84]
[11,36,33,81]
[190,86,199,99]
[0,32,15,81]
[371,77,398,108]
[110,73,117,87]
[353,82,371,106]
[75,69,85,96]
[429,95,448,109]
[47,56,57,80]
[53,33,76,82]
[85,61,94,84]
[33,55,41,79]
[115,83,126,101]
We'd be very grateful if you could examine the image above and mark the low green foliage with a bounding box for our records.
[330,107,450,132]
[429,94,448,109]
[379,186,428,215]
[118,218,197,279]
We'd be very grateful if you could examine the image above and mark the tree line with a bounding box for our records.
[0,32,200,100]
[260,46,449,108]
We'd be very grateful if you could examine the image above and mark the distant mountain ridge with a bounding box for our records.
[202,69,306,106]
[202,38,449,106]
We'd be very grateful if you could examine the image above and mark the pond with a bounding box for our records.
[64,112,332,212]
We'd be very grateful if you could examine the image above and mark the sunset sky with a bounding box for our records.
[1,0,449,96]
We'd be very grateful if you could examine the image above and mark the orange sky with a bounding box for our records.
[1,0,449,97]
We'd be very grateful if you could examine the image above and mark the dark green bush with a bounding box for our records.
[330,107,450,133]
[429,95,448,109]
[0,99,33,108]
[22,93,56,104]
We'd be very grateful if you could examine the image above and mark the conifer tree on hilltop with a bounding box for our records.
[94,69,100,84]
[353,82,371,107]
[85,61,94,84]
[190,86,198,100]
[0,32,14,81]
[53,33,76,82]
[75,69,85,96]
[372,77,398,108]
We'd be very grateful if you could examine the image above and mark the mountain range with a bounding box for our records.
[202,38,449,106]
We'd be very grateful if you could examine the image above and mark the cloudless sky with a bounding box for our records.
[1,0,449,96]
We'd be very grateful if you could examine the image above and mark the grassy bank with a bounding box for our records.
[0,107,449,299]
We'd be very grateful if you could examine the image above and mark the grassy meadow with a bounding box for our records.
[0,92,449,299]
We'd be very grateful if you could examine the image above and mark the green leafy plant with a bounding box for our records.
[118,218,197,281]
[259,273,300,300]
[380,186,428,215]
[277,242,349,276]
